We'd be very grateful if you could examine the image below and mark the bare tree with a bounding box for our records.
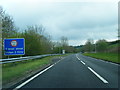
[1,7,17,38]
[84,39,94,53]
[60,36,69,48]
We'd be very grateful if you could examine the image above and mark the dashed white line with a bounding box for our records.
[76,54,86,65]
[77,57,80,60]
[88,67,108,84]
[76,54,80,60]
[76,54,109,84]
[81,61,85,65]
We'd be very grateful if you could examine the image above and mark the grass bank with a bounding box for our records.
[2,54,70,85]
[83,53,119,63]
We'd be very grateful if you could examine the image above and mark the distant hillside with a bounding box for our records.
[108,40,120,45]
[74,45,84,49]
[74,40,120,53]
[107,40,120,53]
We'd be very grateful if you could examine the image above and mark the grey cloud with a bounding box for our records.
[0,1,118,45]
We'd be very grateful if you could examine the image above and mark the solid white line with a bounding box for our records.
[99,59,119,66]
[86,56,119,66]
[81,61,85,65]
[14,57,65,89]
[13,64,54,90]
[54,57,65,65]
[88,67,108,84]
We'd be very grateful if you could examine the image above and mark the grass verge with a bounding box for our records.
[83,53,119,63]
[2,54,70,85]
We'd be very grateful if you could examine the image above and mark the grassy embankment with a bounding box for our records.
[83,53,119,63]
[83,42,119,63]
[2,54,69,84]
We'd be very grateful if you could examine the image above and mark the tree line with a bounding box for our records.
[80,38,119,53]
[0,6,119,58]
[0,7,76,58]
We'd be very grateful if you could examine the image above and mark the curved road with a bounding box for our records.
[14,53,119,89]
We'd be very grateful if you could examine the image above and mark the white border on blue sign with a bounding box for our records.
[4,38,25,56]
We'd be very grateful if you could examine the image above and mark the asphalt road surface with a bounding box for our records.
[14,53,119,89]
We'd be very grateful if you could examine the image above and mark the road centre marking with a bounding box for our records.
[81,61,85,65]
[76,54,108,84]
[76,54,85,65]
[88,67,108,84]
[76,54,80,60]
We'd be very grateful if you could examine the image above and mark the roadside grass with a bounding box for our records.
[2,54,70,84]
[83,53,119,63]
[108,44,118,48]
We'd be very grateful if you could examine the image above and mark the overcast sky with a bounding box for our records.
[0,0,118,46]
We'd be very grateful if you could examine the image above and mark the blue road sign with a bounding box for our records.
[4,38,25,55]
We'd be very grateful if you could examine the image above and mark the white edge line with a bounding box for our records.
[14,57,65,89]
[99,59,119,66]
[13,64,54,90]
[81,61,85,65]
[55,57,65,65]
[88,67,108,84]
[87,56,119,66]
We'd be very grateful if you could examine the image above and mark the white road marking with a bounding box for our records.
[77,54,109,84]
[76,54,86,65]
[76,54,80,60]
[14,57,65,89]
[13,64,54,90]
[88,67,108,84]
[81,61,85,65]
[86,56,119,66]
[54,58,64,65]
[98,59,119,66]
